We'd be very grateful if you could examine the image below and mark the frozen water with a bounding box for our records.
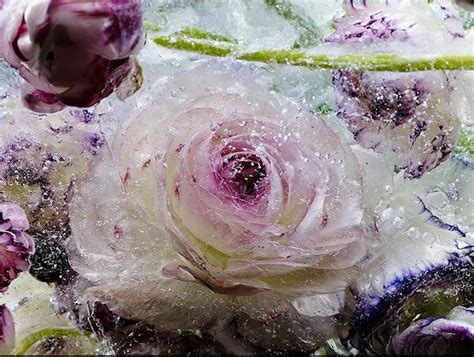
[0,0,473,355]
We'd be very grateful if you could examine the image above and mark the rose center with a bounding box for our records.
[221,153,267,199]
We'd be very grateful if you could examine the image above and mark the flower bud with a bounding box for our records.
[0,0,145,113]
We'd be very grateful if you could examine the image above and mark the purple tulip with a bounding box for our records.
[0,203,34,292]
[0,0,145,113]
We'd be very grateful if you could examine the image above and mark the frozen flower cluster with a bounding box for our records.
[0,0,472,355]
[65,58,472,353]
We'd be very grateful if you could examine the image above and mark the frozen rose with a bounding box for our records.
[0,0,145,113]
[0,203,34,292]
[160,103,364,295]
[68,64,366,350]
[326,0,469,178]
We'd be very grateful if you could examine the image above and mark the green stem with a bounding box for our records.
[13,328,94,356]
[153,36,235,57]
[152,34,474,71]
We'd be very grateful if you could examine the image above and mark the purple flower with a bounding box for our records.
[0,203,34,292]
[0,305,14,355]
[326,0,464,45]
[0,102,108,238]
[327,0,467,179]
[0,0,145,113]
[333,70,461,178]
[346,156,473,354]
[388,306,474,355]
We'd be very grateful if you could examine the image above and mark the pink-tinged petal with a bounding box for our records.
[0,203,29,232]
[21,84,66,114]
[0,204,34,292]
[0,305,14,355]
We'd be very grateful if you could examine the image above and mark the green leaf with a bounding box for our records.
[144,21,162,33]
[456,130,474,156]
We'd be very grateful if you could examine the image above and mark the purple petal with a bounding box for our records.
[332,70,461,179]
[437,0,465,38]
[21,85,66,114]
[0,203,29,231]
[83,132,106,155]
[0,204,35,292]
[0,305,14,355]
[389,307,474,355]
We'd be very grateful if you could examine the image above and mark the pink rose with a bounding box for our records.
[159,94,365,295]
[68,64,366,349]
